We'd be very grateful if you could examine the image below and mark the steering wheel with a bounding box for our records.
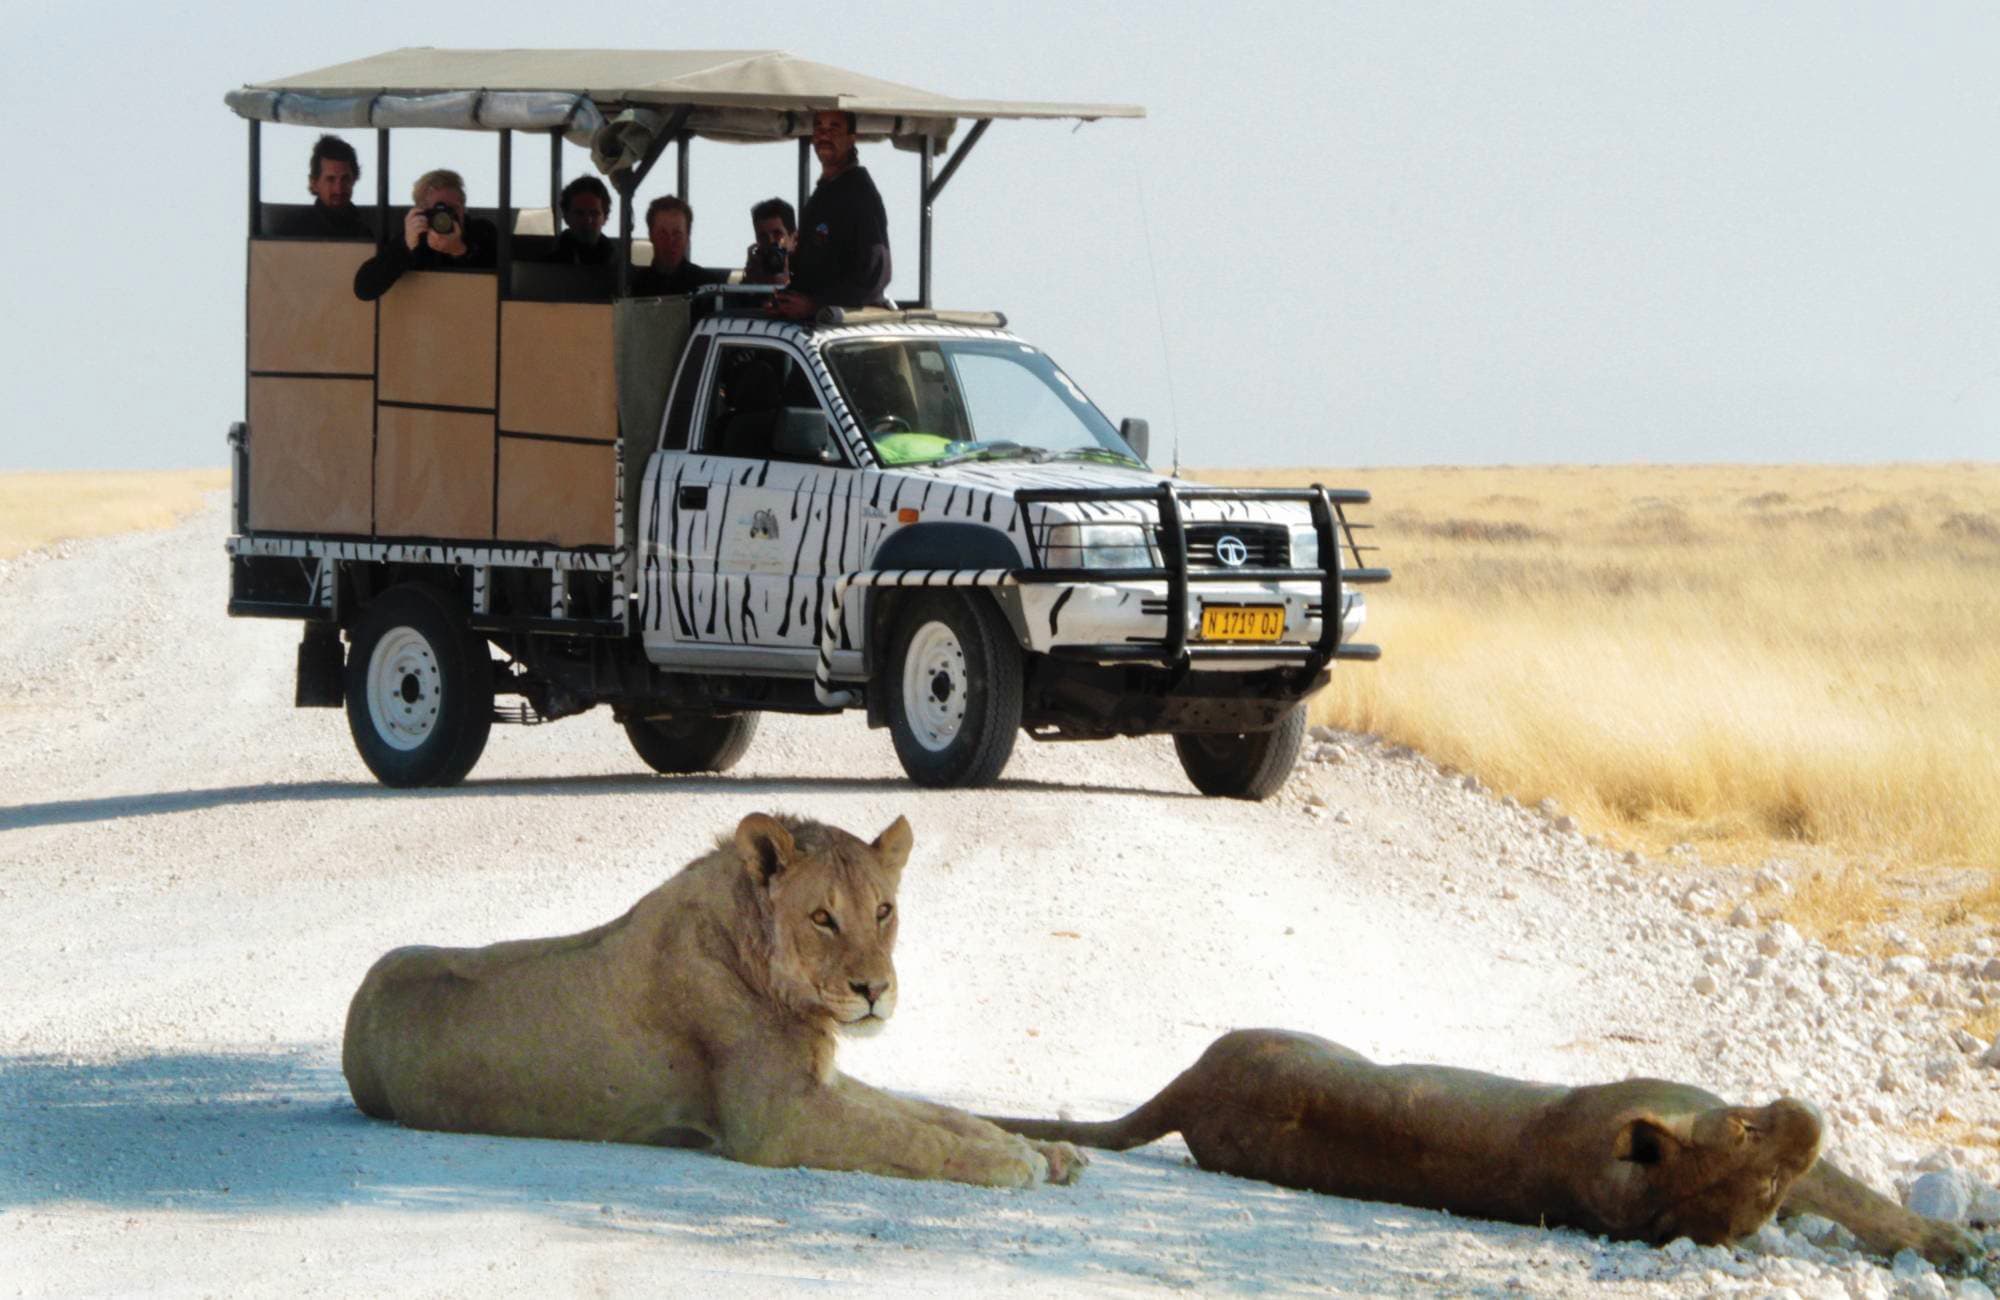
[870,415,912,434]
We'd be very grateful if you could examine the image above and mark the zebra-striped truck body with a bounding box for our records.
[228,308,1387,793]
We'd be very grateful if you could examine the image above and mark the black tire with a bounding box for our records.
[344,585,494,788]
[623,711,759,775]
[1172,706,1307,800]
[885,592,1023,788]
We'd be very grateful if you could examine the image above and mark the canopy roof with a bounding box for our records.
[226,48,1143,152]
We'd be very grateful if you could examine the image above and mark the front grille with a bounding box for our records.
[1184,523,1288,569]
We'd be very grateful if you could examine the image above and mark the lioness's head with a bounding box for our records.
[1584,1086,1823,1246]
[735,812,913,1035]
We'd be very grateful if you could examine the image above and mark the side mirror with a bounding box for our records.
[1118,417,1150,463]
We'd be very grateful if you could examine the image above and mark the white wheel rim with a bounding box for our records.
[902,621,968,752]
[366,626,443,751]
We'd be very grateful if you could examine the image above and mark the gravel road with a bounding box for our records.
[5,499,1999,1298]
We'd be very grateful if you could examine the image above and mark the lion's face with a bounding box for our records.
[1589,1090,1823,1246]
[736,812,913,1034]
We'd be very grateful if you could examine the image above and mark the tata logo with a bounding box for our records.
[1214,534,1250,567]
[749,509,780,540]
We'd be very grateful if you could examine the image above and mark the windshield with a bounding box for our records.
[822,337,1141,469]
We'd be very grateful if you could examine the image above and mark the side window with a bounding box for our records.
[660,336,710,451]
[701,345,841,465]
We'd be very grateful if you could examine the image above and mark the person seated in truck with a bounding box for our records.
[741,196,796,287]
[352,169,497,301]
[770,111,892,320]
[545,175,618,267]
[627,196,728,296]
[304,134,371,239]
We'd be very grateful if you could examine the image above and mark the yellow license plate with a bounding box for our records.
[1199,604,1285,642]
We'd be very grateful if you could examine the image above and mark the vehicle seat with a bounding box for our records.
[720,359,782,458]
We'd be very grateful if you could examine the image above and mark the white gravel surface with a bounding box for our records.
[6,499,2000,1297]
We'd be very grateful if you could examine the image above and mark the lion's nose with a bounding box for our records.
[851,979,889,1006]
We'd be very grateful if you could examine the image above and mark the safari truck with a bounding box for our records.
[223,49,1388,798]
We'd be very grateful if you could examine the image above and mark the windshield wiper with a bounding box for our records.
[1041,447,1144,468]
[928,441,1051,468]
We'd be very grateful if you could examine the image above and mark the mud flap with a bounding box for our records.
[295,622,345,708]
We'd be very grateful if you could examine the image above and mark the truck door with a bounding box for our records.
[651,339,857,655]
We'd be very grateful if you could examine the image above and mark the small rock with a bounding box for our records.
[1498,886,1518,901]
[1680,885,1719,913]
[1332,809,1352,825]
[1661,1236,1697,1260]
[1887,955,1930,978]
[1981,958,2000,982]
[1887,929,1929,957]
[1755,868,1794,896]
[1915,1150,1959,1174]
[1909,1171,1972,1222]
[1552,814,1578,834]
[1759,923,1803,955]
[1537,797,1562,818]
[1731,903,1759,928]
[1693,973,1719,996]
[1460,773,1482,793]
[1308,725,1337,743]
[1955,1029,1985,1055]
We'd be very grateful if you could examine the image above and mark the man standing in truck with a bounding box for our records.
[770,110,891,318]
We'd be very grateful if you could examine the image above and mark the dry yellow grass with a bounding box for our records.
[1197,464,2000,885]
[0,469,228,560]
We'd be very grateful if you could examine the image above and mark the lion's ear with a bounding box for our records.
[735,814,795,886]
[871,815,913,872]
[1613,1114,1688,1166]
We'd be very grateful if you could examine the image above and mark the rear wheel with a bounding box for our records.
[885,592,1022,788]
[344,585,494,788]
[1172,706,1306,800]
[623,712,759,775]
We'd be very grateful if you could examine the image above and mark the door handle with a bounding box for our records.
[678,485,708,510]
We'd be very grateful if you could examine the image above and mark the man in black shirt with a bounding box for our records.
[304,134,371,240]
[628,195,729,296]
[771,111,892,319]
[547,175,618,267]
[352,169,497,301]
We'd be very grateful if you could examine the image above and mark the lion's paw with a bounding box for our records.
[1034,1139,1089,1186]
[1923,1220,1984,1274]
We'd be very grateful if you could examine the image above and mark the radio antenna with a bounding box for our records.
[1131,147,1182,477]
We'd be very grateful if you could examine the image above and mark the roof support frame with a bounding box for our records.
[611,104,692,296]
[917,118,990,310]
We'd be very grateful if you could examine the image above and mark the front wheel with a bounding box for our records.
[344,585,494,788]
[1172,706,1306,800]
[623,712,759,775]
[885,592,1023,788]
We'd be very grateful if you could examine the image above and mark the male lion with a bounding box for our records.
[989,1029,1978,1266]
[343,812,1084,1188]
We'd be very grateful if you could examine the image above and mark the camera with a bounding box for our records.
[423,202,459,236]
[749,240,788,277]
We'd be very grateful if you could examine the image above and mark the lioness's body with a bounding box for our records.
[344,813,1082,1188]
[991,1029,1975,1266]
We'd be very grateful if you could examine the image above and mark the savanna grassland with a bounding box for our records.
[1198,463,2000,930]
[0,469,227,560]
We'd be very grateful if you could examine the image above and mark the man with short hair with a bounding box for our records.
[352,169,497,301]
[742,196,797,286]
[306,134,371,239]
[771,111,891,320]
[628,195,728,296]
[548,175,617,266]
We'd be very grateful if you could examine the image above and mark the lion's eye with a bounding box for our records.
[876,902,893,923]
[811,909,838,933]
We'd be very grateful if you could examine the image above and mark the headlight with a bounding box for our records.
[1288,524,1320,570]
[1045,523,1156,570]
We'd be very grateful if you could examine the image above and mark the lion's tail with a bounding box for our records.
[985,1082,1185,1152]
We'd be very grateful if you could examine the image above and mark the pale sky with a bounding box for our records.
[2,0,1995,470]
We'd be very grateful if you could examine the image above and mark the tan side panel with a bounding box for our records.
[497,437,615,547]
[500,302,617,443]
[378,272,497,409]
[375,406,494,540]
[246,378,373,534]
[248,242,375,376]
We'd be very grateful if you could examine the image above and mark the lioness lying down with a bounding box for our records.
[990,1029,1978,1267]
[344,812,1084,1188]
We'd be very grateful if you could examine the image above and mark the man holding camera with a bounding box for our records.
[770,111,892,320]
[353,169,497,301]
[742,197,796,286]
